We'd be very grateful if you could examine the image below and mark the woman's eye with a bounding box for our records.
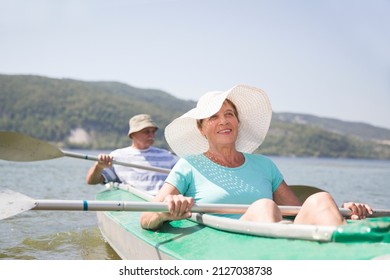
[226,112,235,117]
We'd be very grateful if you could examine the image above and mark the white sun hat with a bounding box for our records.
[164,84,272,157]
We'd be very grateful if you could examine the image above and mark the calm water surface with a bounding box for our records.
[1,152,389,260]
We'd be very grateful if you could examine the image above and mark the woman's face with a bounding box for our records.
[198,100,239,148]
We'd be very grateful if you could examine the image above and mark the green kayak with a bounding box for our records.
[96,186,390,260]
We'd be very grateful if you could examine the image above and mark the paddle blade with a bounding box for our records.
[0,131,64,161]
[0,189,36,220]
[290,185,324,202]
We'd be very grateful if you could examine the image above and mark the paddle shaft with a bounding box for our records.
[30,199,390,217]
[63,151,171,174]
[33,199,248,213]
[2,188,389,220]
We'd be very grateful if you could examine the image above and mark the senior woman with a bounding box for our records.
[140,85,372,230]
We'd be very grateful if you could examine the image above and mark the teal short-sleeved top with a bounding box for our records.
[165,153,284,218]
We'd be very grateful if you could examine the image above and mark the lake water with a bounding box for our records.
[1,153,389,260]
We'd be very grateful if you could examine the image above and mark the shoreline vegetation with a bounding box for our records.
[1,74,390,160]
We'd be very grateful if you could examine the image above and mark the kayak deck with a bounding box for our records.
[96,188,390,260]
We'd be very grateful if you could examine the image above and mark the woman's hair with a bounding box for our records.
[196,99,239,129]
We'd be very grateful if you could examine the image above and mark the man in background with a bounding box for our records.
[86,114,178,194]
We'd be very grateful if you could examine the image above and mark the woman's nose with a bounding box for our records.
[219,116,228,124]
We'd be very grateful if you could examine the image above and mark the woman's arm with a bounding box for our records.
[273,180,302,206]
[140,182,194,230]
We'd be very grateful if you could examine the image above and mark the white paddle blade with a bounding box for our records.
[0,189,36,220]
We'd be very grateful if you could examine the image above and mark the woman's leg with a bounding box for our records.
[294,192,346,226]
[240,198,283,223]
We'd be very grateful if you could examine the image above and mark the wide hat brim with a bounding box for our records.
[165,84,272,157]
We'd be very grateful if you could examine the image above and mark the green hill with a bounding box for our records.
[261,119,390,159]
[0,74,194,149]
[1,74,390,159]
[274,112,390,143]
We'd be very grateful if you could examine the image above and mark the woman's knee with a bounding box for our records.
[241,198,281,222]
[251,198,277,208]
[302,192,336,209]
[296,192,345,226]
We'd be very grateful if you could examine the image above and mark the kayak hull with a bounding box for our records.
[96,187,390,260]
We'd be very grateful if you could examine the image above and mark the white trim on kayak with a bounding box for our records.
[192,213,335,241]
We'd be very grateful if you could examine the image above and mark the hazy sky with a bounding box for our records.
[1,0,389,129]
